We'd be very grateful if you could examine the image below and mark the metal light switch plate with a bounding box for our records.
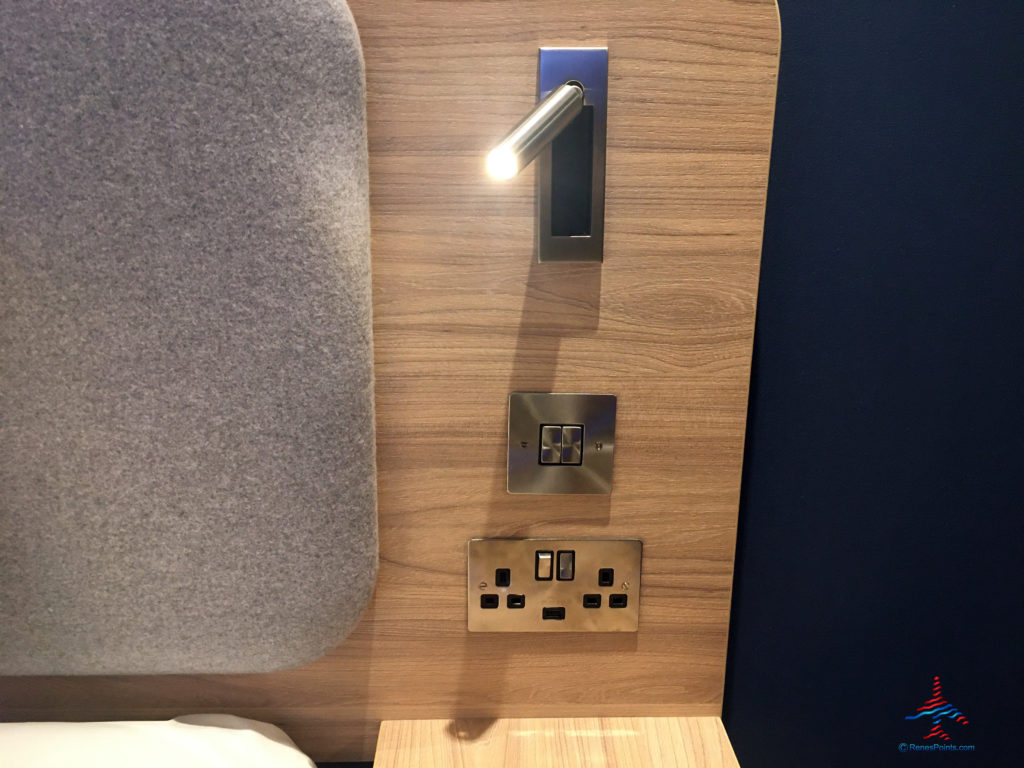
[468,538,642,632]
[507,393,616,494]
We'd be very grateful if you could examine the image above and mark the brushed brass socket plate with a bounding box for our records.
[468,538,641,632]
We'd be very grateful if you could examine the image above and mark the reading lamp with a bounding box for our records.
[486,81,584,181]
[486,47,608,262]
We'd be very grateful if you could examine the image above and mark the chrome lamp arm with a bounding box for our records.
[486,81,584,179]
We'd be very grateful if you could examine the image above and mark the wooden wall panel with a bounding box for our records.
[0,1,780,761]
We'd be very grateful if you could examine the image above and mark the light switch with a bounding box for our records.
[535,550,554,580]
[508,393,616,494]
[539,425,562,464]
[560,425,583,465]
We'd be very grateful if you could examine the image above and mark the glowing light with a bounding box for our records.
[486,146,519,180]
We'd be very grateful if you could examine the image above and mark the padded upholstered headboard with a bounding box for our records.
[0,0,377,674]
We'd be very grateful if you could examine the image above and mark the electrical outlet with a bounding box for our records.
[467,538,642,632]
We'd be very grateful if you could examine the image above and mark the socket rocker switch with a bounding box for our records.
[557,550,575,580]
[535,551,554,580]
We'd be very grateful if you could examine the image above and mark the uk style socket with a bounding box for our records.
[468,538,641,632]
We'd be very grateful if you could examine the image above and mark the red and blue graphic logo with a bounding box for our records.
[905,675,970,741]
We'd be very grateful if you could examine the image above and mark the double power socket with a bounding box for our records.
[467,538,642,632]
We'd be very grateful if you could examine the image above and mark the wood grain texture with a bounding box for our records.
[375,717,741,768]
[0,1,779,761]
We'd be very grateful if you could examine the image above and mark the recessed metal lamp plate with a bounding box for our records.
[537,47,608,262]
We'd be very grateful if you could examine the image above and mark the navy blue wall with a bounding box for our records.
[724,2,1024,766]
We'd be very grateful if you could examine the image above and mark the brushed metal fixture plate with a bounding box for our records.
[508,392,616,494]
[537,47,608,262]
[468,538,642,632]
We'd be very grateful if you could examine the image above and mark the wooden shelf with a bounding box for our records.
[374,717,740,768]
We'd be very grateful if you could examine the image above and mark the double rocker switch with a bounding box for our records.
[507,393,615,494]
[539,425,583,465]
[535,550,575,581]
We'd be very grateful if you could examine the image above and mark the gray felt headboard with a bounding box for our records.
[0,0,377,675]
